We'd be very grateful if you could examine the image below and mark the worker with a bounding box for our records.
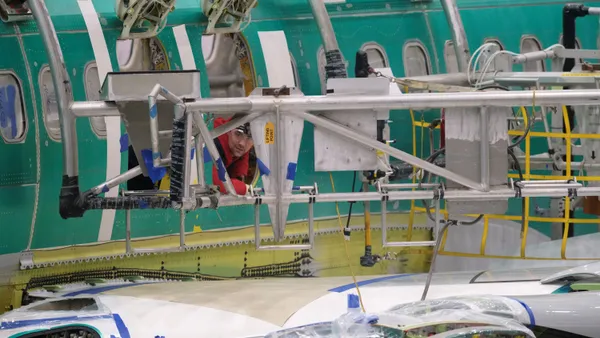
[212,117,254,195]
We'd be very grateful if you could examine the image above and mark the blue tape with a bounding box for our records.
[203,147,211,163]
[286,162,297,180]
[191,147,195,160]
[0,315,113,330]
[510,297,536,326]
[112,314,130,338]
[293,186,300,191]
[63,283,148,297]
[101,185,109,193]
[120,134,129,153]
[149,104,158,118]
[139,200,149,209]
[0,84,17,139]
[257,158,271,176]
[216,158,226,181]
[141,149,166,183]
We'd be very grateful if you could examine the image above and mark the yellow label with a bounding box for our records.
[265,121,275,145]
[561,72,600,77]
[193,225,202,233]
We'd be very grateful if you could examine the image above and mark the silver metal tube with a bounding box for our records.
[193,110,239,196]
[30,0,77,177]
[381,195,388,247]
[381,183,440,190]
[70,101,120,117]
[440,0,471,72]
[159,130,172,138]
[511,50,556,64]
[480,107,489,191]
[149,95,160,167]
[589,7,600,15]
[89,166,142,195]
[308,202,315,249]
[179,209,186,248]
[274,106,284,241]
[254,203,261,250]
[183,111,194,200]
[123,190,170,196]
[126,209,132,254]
[185,89,600,113]
[519,183,582,189]
[195,135,205,187]
[308,0,339,51]
[293,111,485,191]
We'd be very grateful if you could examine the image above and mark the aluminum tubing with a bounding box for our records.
[30,0,77,177]
[149,95,161,168]
[185,89,600,113]
[440,0,471,71]
[70,101,120,117]
[89,166,143,196]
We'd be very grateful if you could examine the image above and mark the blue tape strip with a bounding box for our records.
[139,200,149,209]
[119,134,129,153]
[112,314,130,338]
[63,283,148,297]
[286,162,297,181]
[216,158,226,181]
[101,185,109,193]
[191,147,195,160]
[0,315,113,330]
[141,149,166,183]
[203,147,211,163]
[149,104,158,118]
[328,274,415,293]
[257,158,271,176]
[510,297,536,326]
[0,85,17,139]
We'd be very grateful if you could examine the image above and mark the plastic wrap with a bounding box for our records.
[263,294,535,338]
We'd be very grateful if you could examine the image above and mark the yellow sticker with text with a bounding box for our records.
[265,121,275,145]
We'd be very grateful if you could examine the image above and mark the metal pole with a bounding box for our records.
[70,101,120,117]
[293,111,485,191]
[88,166,142,196]
[195,135,205,187]
[179,209,186,248]
[308,0,339,51]
[440,0,470,72]
[30,0,77,177]
[273,106,284,241]
[126,209,132,254]
[185,89,600,113]
[480,107,490,191]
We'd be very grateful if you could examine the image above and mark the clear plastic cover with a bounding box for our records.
[264,295,535,338]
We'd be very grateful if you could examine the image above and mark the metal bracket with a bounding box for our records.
[253,184,315,251]
[0,0,31,23]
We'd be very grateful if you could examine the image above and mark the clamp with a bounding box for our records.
[567,177,578,199]
[433,182,446,201]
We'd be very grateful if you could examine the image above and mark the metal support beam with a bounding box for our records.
[440,0,471,72]
[88,166,142,196]
[30,0,77,178]
[184,89,600,113]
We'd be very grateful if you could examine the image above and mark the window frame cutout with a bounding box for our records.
[402,40,432,77]
[0,70,27,144]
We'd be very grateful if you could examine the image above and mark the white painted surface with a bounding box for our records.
[98,295,282,338]
[253,30,301,239]
[77,0,119,242]
[172,24,200,185]
[284,282,559,328]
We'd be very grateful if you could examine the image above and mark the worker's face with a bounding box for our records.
[228,129,253,158]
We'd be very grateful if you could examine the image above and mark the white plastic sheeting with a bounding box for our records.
[263,295,535,338]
